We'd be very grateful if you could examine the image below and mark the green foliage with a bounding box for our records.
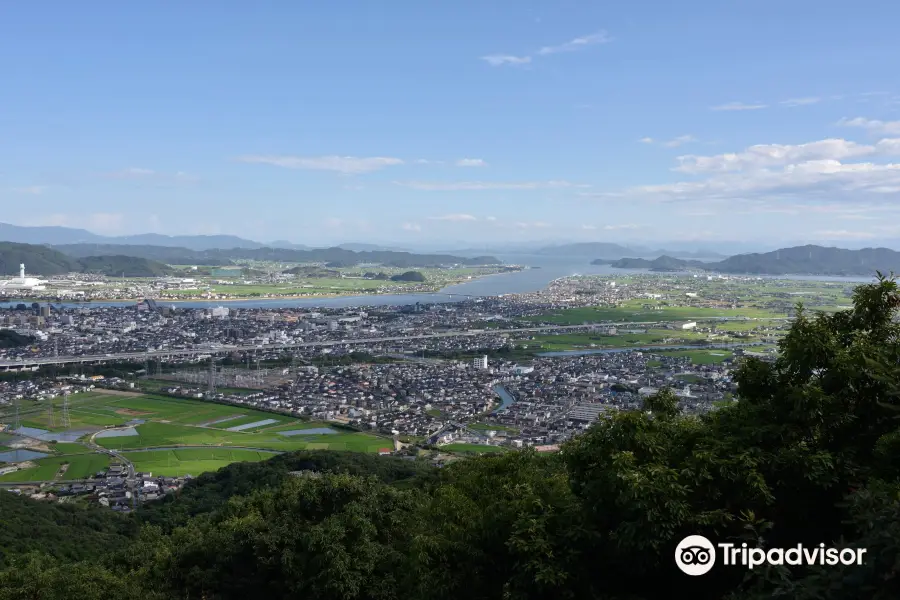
[0,491,138,569]
[137,450,436,531]
[0,330,34,349]
[390,270,426,282]
[77,255,174,276]
[0,242,79,276]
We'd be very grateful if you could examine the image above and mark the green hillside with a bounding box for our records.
[0,242,79,276]
[0,242,175,276]
[78,255,175,277]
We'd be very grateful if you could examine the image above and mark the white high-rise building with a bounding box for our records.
[473,355,488,370]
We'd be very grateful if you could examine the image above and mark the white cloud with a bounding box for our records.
[780,97,821,107]
[537,31,612,55]
[673,138,899,174]
[481,55,531,66]
[401,222,422,232]
[641,135,697,148]
[485,216,497,221]
[482,30,611,67]
[581,224,597,230]
[324,218,344,228]
[838,117,900,136]
[603,224,642,230]
[414,159,445,165]
[395,180,588,191]
[599,134,900,207]
[10,186,47,195]
[428,214,478,222]
[710,102,768,111]
[237,155,404,174]
[456,158,487,167]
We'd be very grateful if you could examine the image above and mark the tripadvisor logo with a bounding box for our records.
[675,535,867,576]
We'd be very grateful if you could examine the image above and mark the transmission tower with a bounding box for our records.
[47,398,55,428]
[208,357,217,395]
[13,398,20,432]
[61,392,71,429]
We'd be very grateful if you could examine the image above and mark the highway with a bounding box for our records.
[0,318,783,368]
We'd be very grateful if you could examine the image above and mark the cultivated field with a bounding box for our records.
[122,448,279,477]
[95,421,388,453]
[438,443,507,454]
[0,454,111,482]
[1,390,390,477]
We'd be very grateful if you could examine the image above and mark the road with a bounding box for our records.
[88,427,137,508]
[0,318,783,368]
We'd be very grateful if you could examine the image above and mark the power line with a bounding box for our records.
[61,391,71,429]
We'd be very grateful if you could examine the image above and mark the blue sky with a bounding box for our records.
[2,1,900,248]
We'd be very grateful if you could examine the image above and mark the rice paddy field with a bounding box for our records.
[652,348,735,364]
[122,448,279,477]
[0,454,112,482]
[439,443,507,454]
[0,390,390,478]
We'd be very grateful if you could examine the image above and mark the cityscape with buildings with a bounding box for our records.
[1,265,845,511]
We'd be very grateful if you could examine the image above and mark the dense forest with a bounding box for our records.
[4,277,900,598]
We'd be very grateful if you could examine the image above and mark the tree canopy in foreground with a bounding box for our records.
[3,277,900,599]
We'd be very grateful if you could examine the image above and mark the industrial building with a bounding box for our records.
[0,264,47,291]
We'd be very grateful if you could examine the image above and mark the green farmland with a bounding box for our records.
[1,389,391,477]
[652,348,735,365]
[122,448,279,477]
[96,421,388,453]
[0,454,112,482]
[528,304,782,326]
[439,443,507,454]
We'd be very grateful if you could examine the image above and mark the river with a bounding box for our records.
[492,385,517,414]
[0,255,876,310]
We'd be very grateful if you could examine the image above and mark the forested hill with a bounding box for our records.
[605,244,900,276]
[0,242,174,277]
[0,491,138,569]
[0,242,79,275]
[5,278,900,599]
[51,243,501,267]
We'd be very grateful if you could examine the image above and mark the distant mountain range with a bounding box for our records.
[0,239,499,276]
[50,244,497,268]
[595,245,900,276]
[537,242,726,260]
[0,223,265,251]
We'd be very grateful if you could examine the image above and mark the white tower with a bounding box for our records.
[19,264,25,279]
